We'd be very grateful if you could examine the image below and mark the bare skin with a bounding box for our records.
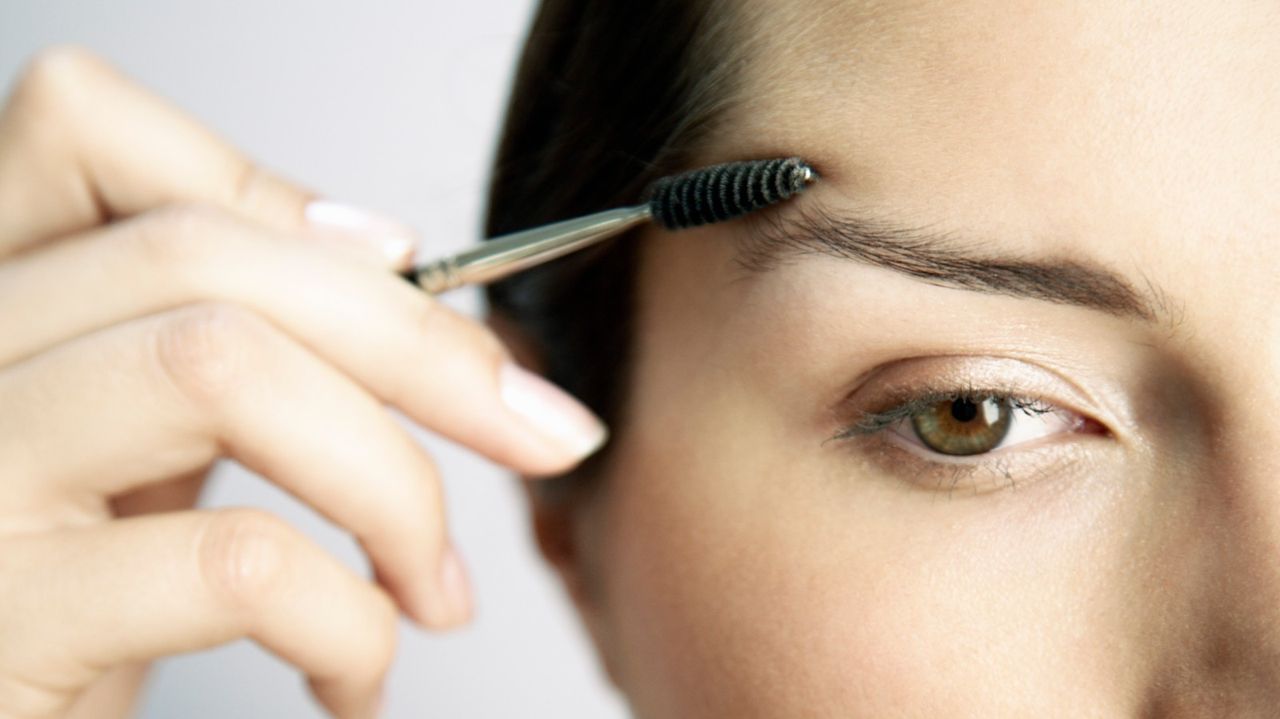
[0,48,607,719]
[529,2,1280,716]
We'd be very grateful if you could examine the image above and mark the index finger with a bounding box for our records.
[0,46,406,261]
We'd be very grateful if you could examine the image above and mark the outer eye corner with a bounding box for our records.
[1075,414,1112,438]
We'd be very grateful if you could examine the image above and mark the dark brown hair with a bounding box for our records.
[484,0,743,491]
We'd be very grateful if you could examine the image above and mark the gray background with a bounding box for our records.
[0,2,629,717]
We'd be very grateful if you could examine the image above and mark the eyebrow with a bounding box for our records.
[738,204,1163,322]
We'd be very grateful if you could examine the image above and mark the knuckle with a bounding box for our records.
[228,160,275,214]
[129,203,233,267]
[152,303,276,403]
[359,590,399,678]
[12,45,103,116]
[198,508,295,609]
[0,674,67,719]
[411,296,508,364]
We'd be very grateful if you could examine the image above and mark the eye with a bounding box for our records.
[827,390,1098,494]
[826,358,1115,495]
[824,381,1105,458]
[888,395,1082,457]
[831,388,1091,458]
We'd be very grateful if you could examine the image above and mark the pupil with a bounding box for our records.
[950,399,979,423]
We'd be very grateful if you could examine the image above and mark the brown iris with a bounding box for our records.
[910,397,1012,456]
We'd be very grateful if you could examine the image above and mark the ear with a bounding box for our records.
[520,480,598,616]
[484,312,604,622]
[518,476,623,688]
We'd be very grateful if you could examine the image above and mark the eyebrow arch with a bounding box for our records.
[738,204,1162,323]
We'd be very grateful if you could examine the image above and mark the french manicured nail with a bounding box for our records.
[500,362,609,459]
[437,544,473,626]
[304,199,418,265]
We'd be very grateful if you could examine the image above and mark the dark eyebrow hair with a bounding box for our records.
[738,204,1163,322]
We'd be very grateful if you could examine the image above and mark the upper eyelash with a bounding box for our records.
[828,389,1059,442]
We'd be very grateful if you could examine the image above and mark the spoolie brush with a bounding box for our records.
[645,157,816,230]
[406,157,818,293]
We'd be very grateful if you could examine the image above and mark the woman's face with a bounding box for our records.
[560,1,1280,715]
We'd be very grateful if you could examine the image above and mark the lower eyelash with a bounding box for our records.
[844,425,1081,498]
[918,452,1058,497]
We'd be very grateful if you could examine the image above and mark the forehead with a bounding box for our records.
[696,0,1280,327]
[727,0,1280,153]
[716,1,1279,238]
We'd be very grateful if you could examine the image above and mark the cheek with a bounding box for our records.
[594,398,1159,717]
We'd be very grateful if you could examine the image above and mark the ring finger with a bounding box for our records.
[2,508,400,719]
[0,302,471,629]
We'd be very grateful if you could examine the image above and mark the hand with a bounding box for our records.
[0,47,607,719]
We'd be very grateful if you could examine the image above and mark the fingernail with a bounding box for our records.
[499,362,609,460]
[438,544,473,626]
[304,199,418,265]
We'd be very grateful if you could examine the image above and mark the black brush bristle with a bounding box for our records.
[645,157,817,230]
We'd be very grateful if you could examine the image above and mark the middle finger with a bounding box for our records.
[0,204,607,476]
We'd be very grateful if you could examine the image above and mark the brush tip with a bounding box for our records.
[645,157,818,231]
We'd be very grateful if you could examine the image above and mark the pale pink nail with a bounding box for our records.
[499,362,609,460]
[304,199,418,265]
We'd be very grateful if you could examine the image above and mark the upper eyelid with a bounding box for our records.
[829,354,1102,408]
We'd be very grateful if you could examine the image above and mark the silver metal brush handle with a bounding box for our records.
[411,205,652,294]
